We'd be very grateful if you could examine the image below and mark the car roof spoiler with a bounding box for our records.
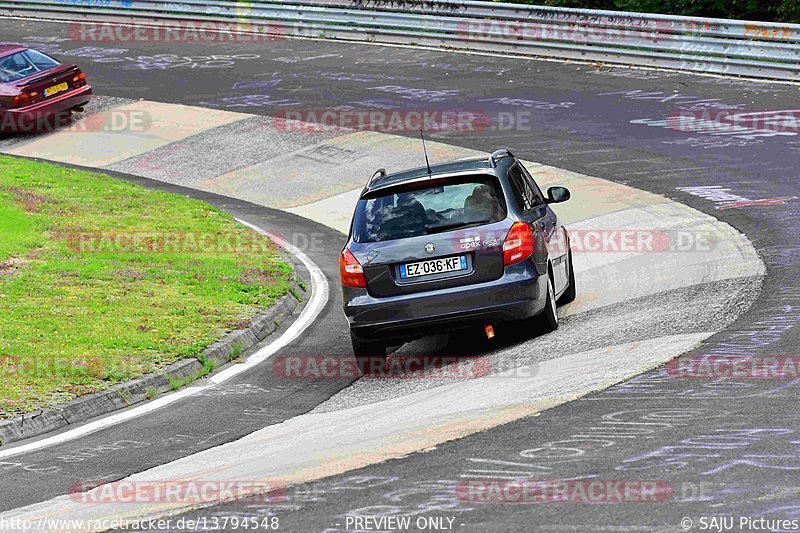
[367,168,387,188]
[488,148,514,168]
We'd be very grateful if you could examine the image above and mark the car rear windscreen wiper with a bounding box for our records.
[425,219,493,235]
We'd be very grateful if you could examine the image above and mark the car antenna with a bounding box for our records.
[420,128,432,177]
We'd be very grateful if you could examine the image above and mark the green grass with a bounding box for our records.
[0,195,45,257]
[167,361,214,391]
[0,156,293,417]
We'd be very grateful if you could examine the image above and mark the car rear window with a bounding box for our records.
[0,50,60,83]
[353,176,507,243]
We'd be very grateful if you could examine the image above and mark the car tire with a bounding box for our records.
[540,272,559,333]
[557,250,576,305]
[351,332,387,375]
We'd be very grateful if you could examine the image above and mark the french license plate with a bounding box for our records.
[43,82,68,98]
[400,255,467,279]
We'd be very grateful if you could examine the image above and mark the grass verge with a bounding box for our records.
[0,156,293,417]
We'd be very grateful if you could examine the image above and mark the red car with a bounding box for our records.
[0,45,92,133]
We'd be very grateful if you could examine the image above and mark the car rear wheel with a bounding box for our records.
[350,331,387,374]
[557,250,576,305]
[540,273,559,333]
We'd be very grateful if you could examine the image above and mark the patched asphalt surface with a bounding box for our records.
[107,115,344,188]
[2,19,800,532]
[312,278,760,413]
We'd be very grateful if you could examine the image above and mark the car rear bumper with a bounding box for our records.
[1,85,92,132]
[344,263,547,342]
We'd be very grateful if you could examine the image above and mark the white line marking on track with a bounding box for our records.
[625,167,711,176]
[0,218,329,459]
[560,148,619,156]
[593,158,661,166]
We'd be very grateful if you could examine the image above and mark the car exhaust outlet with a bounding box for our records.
[484,324,495,340]
[72,106,85,113]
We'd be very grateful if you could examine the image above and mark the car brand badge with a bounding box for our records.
[425,243,435,254]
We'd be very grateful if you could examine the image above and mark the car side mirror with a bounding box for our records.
[546,186,571,204]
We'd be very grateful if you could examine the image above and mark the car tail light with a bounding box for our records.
[2,92,40,108]
[25,91,42,106]
[72,72,86,87]
[340,248,367,288]
[503,222,534,266]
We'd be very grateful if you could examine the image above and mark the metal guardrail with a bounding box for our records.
[2,0,799,81]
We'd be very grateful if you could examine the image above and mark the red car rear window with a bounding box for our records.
[0,49,60,83]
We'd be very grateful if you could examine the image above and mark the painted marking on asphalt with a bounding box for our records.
[626,167,711,176]
[560,148,620,156]
[593,158,663,166]
[286,188,362,234]
[0,219,329,459]
[200,131,482,208]
[6,101,249,167]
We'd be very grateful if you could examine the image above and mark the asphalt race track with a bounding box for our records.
[1,17,800,532]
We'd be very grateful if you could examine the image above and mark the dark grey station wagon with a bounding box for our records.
[340,148,575,366]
